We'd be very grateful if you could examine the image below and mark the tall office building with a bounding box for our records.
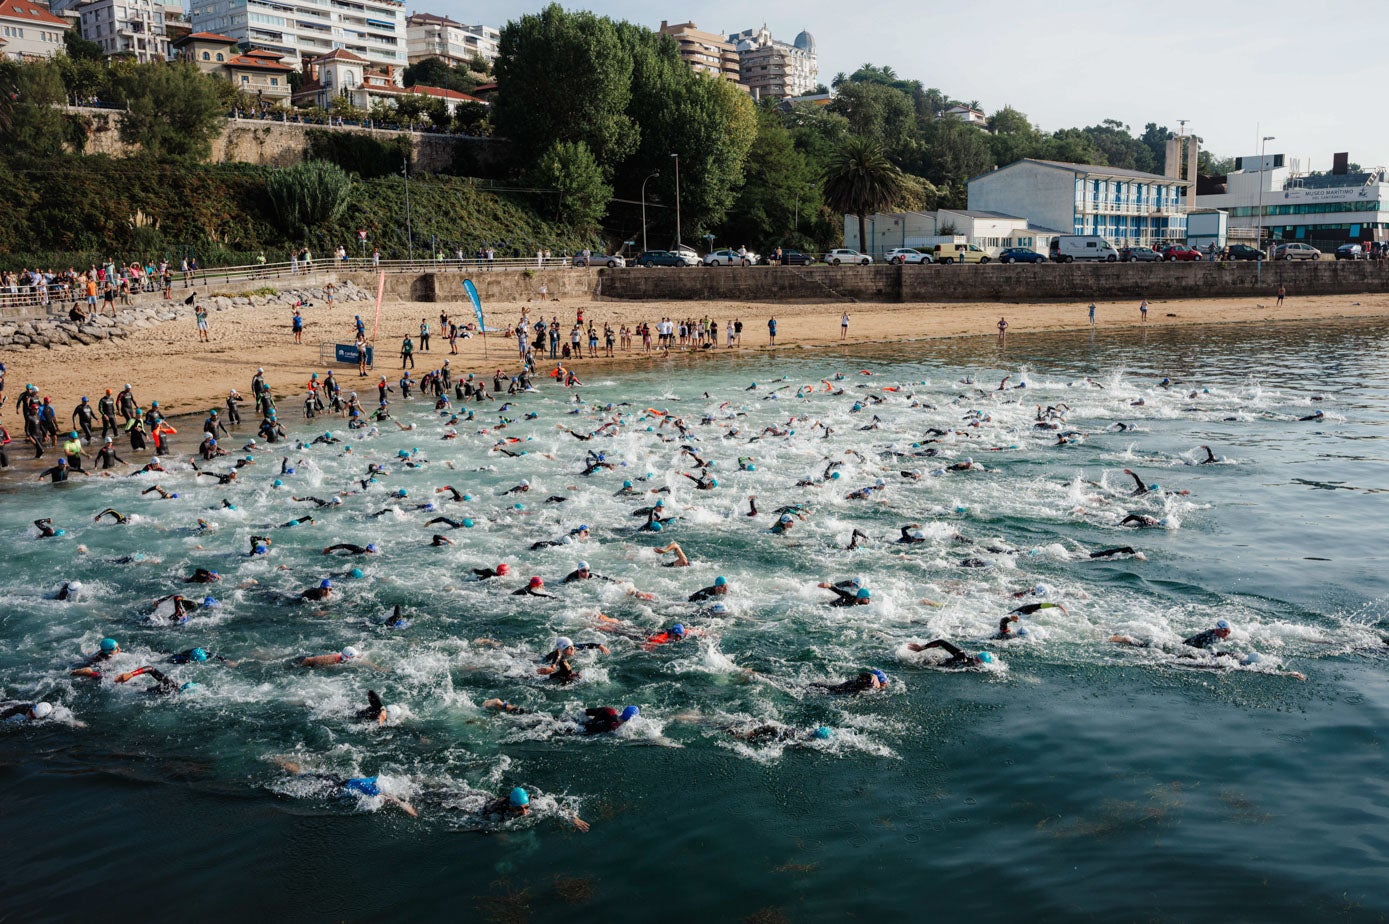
[656,20,739,84]
[189,0,407,74]
[54,0,170,61]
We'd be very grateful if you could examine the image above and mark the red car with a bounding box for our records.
[1160,245,1201,262]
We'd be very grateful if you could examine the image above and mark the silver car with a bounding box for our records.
[703,248,757,267]
[1272,242,1320,261]
[573,253,626,268]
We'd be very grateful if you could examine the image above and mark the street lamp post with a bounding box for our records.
[670,153,681,251]
[640,171,660,253]
[402,158,415,264]
[1255,134,1274,283]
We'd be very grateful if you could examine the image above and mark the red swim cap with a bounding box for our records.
[529,576,543,588]
[498,563,511,575]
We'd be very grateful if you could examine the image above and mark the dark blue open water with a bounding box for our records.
[3,320,1388,923]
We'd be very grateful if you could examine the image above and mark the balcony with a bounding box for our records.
[1077,199,1188,217]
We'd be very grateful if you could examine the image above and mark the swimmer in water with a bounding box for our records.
[906,640,993,669]
[301,579,334,602]
[167,646,234,665]
[1299,410,1325,422]
[184,568,220,584]
[512,576,555,598]
[149,593,197,623]
[322,543,378,555]
[993,616,1020,639]
[430,534,455,547]
[1010,602,1068,617]
[0,701,56,722]
[810,669,889,694]
[726,723,833,745]
[471,563,510,580]
[819,582,872,606]
[897,524,927,544]
[1197,445,1219,464]
[271,758,417,817]
[846,529,870,550]
[355,689,397,726]
[93,508,131,524]
[34,518,60,538]
[536,636,610,683]
[579,705,638,734]
[1089,546,1147,560]
[1122,469,1150,496]
[652,541,691,567]
[478,786,589,832]
[113,666,193,694]
[294,647,385,670]
[70,637,122,678]
[688,576,728,602]
[1120,514,1164,528]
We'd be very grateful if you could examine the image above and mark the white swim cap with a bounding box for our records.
[31,702,54,719]
[554,636,574,651]
[384,703,402,721]
[341,646,358,661]
[67,581,84,593]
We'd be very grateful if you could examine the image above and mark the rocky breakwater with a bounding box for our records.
[0,280,373,351]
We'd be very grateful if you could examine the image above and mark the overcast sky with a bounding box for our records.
[443,0,1386,171]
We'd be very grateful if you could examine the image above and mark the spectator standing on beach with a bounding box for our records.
[1088,303,1096,326]
[1139,299,1148,323]
[997,317,1008,339]
[195,305,210,342]
[401,335,414,369]
[841,311,849,341]
[1277,284,1286,307]
[768,316,777,346]
[292,310,303,343]
[734,318,743,345]
[419,319,430,353]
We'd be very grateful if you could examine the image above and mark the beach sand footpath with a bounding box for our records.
[6,291,1389,420]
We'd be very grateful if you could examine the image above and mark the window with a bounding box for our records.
[270,77,278,85]
[202,50,210,59]
[215,52,223,60]
[241,75,249,83]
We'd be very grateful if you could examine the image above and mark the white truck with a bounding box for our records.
[1048,235,1119,263]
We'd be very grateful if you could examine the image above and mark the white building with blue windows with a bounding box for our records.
[967,159,1189,248]
[189,0,406,74]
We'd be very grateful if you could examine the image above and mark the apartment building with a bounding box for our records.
[190,0,407,74]
[0,0,69,61]
[405,11,497,66]
[727,25,816,99]
[656,20,739,84]
[56,0,169,61]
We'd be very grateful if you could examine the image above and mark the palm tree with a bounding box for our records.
[821,136,908,257]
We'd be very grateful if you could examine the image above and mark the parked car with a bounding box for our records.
[1335,243,1365,261]
[885,247,934,264]
[774,250,815,266]
[933,242,991,264]
[703,248,758,267]
[823,248,872,266]
[1225,244,1265,261]
[674,245,700,263]
[634,250,694,267]
[998,247,1046,264]
[1049,235,1119,262]
[1272,242,1320,261]
[1160,245,1201,262]
[573,253,625,268]
[1119,246,1161,262]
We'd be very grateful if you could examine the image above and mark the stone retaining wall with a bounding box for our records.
[592,260,1389,303]
[341,267,598,304]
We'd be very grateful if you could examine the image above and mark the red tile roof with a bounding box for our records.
[173,30,239,45]
[0,0,68,27]
[226,51,293,71]
[405,84,483,103]
[309,47,368,63]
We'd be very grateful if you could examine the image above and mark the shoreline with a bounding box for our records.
[3,292,1388,485]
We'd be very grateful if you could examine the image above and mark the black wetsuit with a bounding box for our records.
[581,706,627,734]
[810,674,878,695]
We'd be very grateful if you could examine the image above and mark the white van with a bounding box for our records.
[1049,235,1119,263]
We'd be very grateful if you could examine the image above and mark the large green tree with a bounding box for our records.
[720,109,820,251]
[528,140,610,230]
[822,136,908,254]
[114,62,224,160]
[912,117,992,206]
[493,4,636,172]
[266,159,353,236]
[0,61,70,156]
[828,81,916,156]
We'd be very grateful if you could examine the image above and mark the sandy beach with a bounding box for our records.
[5,290,1389,424]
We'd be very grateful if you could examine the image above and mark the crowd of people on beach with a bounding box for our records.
[0,301,1327,828]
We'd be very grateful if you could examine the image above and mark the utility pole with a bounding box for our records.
[641,171,660,253]
[1256,133,1274,283]
[670,153,681,250]
[402,158,414,264]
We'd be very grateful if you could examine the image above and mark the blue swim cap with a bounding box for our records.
[273,479,283,487]
[462,518,475,528]
[100,637,119,652]
[870,669,888,683]
[856,587,871,599]
[350,567,365,579]
[179,681,200,693]
[513,503,524,510]
[977,651,994,664]
[190,647,209,662]
[202,596,218,607]
[650,521,663,532]
[320,579,332,589]
[708,478,718,488]
[397,449,409,458]
[714,576,727,587]
[670,624,686,637]
[710,602,728,615]
[54,529,66,537]
[623,480,633,488]
[1216,620,1230,630]
[395,489,408,498]
[813,726,832,740]
[284,468,295,475]
[830,471,841,479]
[620,705,640,721]
[462,494,473,501]
[344,777,381,798]
[254,544,268,555]
[509,786,529,807]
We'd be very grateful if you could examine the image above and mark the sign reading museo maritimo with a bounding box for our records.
[1284,186,1379,200]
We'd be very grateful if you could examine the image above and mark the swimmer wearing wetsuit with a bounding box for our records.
[471,564,510,580]
[512,576,555,598]
[93,508,130,524]
[819,582,871,606]
[906,640,992,668]
[1090,547,1146,560]
[581,705,638,734]
[810,669,889,694]
[113,666,187,694]
[323,543,377,555]
[689,577,728,602]
[1010,602,1067,617]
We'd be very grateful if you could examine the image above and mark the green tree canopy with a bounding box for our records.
[113,62,224,160]
[828,81,916,156]
[528,140,610,230]
[822,136,909,254]
[266,159,353,237]
[720,109,819,251]
[0,60,70,156]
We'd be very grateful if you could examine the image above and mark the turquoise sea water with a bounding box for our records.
[3,321,1389,923]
